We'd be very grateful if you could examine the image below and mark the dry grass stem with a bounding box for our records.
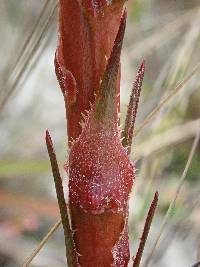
[22,219,61,267]
[134,62,200,137]
[129,8,196,60]
[143,121,200,267]
[5,0,50,85]
[134,119,200,159]
[0,2,58,111]
[148,9,200,129]
[168,9,200,87]
[19,23,55,94]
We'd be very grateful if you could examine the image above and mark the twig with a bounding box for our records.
[133,192,158,267]
[134,62,200,137]
[22,219,61,267]
[143,121,200,267]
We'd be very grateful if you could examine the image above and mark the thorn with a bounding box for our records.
[69,137,76,147]
[81,112,88,121]
[64,161,69,173]
[120,137,125,142]
[132,191,158,267]
[122,60,145,153]
[79,121,85,129]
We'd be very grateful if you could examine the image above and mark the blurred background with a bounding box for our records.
[0,0,200,266]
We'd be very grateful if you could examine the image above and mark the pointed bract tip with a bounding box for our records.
[154,191,159,203]
[105,7,127,76]
[103,7,126,67]
[140,60,145,72]
[121,60,145,151]
[137,60,145,80]
[94,8,127,119]
[45,129,49,140]
[123,7,127,20]
[45,129,54,150]
[115,8,127,46]
[45,129,51,141]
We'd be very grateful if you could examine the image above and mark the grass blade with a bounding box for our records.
[22,219,61,267]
